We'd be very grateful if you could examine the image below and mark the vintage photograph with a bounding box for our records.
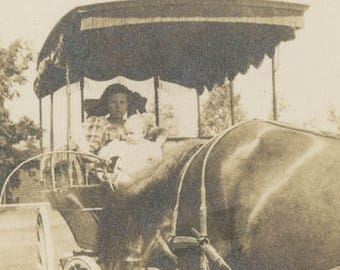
[0,0,339,269]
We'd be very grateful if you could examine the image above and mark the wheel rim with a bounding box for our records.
[63,256,101,270]
[36,207,55,270]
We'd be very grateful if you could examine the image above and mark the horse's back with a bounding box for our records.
[178,120,340,270]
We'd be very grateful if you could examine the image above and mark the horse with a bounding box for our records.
[100,120,340,270]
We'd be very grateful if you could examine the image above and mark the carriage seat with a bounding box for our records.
[45,139,205,253]
[47,185,105,252]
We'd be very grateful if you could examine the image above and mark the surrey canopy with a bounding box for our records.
[34,0,308,98]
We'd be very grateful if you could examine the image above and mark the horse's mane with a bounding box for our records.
[105,139,204,261]
[128,139,204,200]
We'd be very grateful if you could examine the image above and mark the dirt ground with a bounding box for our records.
[0,204,78,270]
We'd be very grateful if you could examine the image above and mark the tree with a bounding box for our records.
[267,96,289,121]
[302,118,320,131]
[329,108,340,132]
[149,102,178,137]
[0,40,41,192]
[200,81,245,137]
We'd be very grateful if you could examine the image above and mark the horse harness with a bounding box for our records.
[161,131,235,270]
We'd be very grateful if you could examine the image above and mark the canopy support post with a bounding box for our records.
[197,91,201,137]
[66,65,72,151]
[229,80,235,126]
[39,97,44,184]
[39,97,43,153]
[154,76,160,126]
[80,76,85,122]
[272,50,278,121]
[66,65,73,186]
[50,93,56,189]
[50,93,54,151]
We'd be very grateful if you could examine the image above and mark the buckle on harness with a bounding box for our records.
[170,228,233,270]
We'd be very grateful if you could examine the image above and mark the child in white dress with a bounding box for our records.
[99,113,166,186]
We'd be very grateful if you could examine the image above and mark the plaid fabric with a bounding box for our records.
[82,116,125,153]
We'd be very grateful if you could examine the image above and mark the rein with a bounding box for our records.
[167,124,250,270]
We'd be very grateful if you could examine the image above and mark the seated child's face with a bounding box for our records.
[125,117,147,143]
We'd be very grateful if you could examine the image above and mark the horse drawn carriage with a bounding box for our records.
[1,1,340,270]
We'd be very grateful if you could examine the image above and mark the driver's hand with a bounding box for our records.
[102,157,112,167]
[69,141,80,151]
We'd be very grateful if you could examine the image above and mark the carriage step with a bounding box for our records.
[73,249,97,257]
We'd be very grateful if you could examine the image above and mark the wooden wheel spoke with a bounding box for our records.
[36,207,55,270]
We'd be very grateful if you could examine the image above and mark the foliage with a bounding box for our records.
[267,96,289,121]
[150,102,178,136]
[0,40,33,101]
[328,109,340,132]
[0,40,41,191]
[302,118,319,131]
[200,81,245,137]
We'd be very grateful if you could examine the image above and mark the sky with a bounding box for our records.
[234,0,340,131]
[1,0,340,146]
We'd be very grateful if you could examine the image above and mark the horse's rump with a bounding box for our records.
[176,120,340,270]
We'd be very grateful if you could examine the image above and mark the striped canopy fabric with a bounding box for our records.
[34,0,308,98]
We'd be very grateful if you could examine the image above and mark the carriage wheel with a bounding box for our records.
[63,256,101,270]
[36,206,55,270]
